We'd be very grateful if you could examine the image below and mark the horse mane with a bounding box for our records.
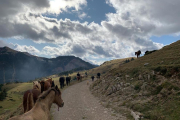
[37,87,57,101]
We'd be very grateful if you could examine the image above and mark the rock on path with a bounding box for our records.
[51,80,126,120]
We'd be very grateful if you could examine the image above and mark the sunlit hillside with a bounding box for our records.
[90,40,180,120]
[0,56,134,119]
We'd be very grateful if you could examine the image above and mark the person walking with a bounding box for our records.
[91,76,95,81]
[77,72,80,81]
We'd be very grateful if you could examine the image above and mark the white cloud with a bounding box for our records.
[105,0,180,36]
[3,0,180,64]
[0,40,14,48]
[78,12,87,20]
[48,0,87,14]
[13,44,40,56]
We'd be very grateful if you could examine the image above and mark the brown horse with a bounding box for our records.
[40,80,51,93]
[23,81,41,113]
[23,89,41,113]
[77,76,83,81]
[8,86,64,120]
[135,50,141,58]
[77,76,80,81]
[46,78,53,87]
[32,81,41,93]
[81,75,84,79]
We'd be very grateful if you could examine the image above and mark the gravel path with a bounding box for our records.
[51,79,126,120]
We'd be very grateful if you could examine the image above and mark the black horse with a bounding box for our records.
[135,50,141,58]
[66,76,71,86]
[59,77,65,89]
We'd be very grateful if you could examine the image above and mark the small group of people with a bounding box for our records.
[59,76,71,89]
[91,72,101,81]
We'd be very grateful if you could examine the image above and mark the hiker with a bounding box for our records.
[85,72,88,77]
[91,76,95,81]
[77,72,81,81]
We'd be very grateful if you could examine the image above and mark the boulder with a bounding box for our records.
[144,63,149,66]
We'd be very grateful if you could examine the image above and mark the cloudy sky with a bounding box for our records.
[0,0,180,65]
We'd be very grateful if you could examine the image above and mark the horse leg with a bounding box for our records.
[60,83,62,89]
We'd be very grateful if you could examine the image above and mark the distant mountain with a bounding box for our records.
[0,46,96,83]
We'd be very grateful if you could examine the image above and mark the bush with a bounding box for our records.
[134,84,141,90]
[124,59,130,63]
[131,58,134,61]
[131,68,139,77]
[154,85,163,95]
[154,66,161,72]
[0,89,7,101]
[145,50,157,55]
[152,75,156,81]
[160,68,167,75]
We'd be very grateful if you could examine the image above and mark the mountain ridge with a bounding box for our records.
[0,46,96,83]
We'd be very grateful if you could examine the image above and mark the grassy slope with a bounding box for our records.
[0,57,133,119]
[0,72,83,119]
[3,39,180,120]
[90,40,180,120]
[0,83,32,119]
[87,57,136,77]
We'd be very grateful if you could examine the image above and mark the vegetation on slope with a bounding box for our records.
[90,40,180,120]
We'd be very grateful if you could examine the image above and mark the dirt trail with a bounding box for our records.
[51,79,126,120]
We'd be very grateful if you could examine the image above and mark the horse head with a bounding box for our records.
[47,78,53,86]
[33,81,41,92]
[135,52,137,55]
[53,85,64,110]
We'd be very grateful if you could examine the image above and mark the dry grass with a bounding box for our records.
[0,74,85,119]
[86,57,136,77]
[90,40,180,120]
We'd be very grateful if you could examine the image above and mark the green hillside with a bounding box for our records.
[90,40,180,120]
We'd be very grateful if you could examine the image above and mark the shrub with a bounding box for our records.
[131,68,139,77]
[154,66,161,72]
[134,84,141,91]
[152,75,156,81]
[160,68,167,75]
[0,89,7,101]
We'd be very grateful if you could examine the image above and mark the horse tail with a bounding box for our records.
[26,93,34,113]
